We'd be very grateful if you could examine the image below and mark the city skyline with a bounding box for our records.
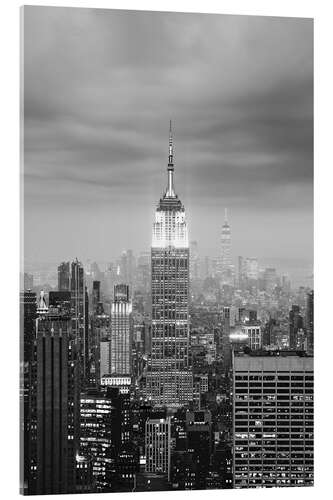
[21,7,314,495]
[24,7,313,266]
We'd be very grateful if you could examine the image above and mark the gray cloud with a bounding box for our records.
[23,6,313,267]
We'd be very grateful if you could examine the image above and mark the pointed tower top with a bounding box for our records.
[165,120,176,198]
[168,120,174,167]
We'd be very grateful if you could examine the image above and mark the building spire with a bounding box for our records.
[168,120,173,166]
[166,120,176,197]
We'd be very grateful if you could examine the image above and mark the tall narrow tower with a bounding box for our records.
[110,284,132,376]
[220,209,232,285]
[147,122,193,408]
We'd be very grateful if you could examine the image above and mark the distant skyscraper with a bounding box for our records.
[220,209,233,285]
[145,417,171,479]
[232,351,314,488]
[110,284,132,375]
[58,261,70,291]
[238,256,258,289]
[23,272,34,290]
[306,291,314,354]
[190,240,199,282]
[120,250,135,287]
[94,311,110,383]
[70,259,88,380]
[289,305,304,349]
[92,281,101,313]
[263,267,277,293]
[147,123,193,407]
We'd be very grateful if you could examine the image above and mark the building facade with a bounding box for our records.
[232,352,314,488]
[110,284,132,375]
[29,308,79,495]
[145,417,171,479]
[68,259,90,381]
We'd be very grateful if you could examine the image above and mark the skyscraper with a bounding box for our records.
[147,123,193,407]
[185,410,213,490]
[220,209,233,286]
[79,387,121,492]
[306,291,314,354]
[20,290,37,495]
[58,261,70,291]
[92,280,101,314]
[29,306,80,495]
[232,351,313,488]
[110,284,132,375]
[289,305,304,349]
[145,417,171,479]
[70,259,88,380]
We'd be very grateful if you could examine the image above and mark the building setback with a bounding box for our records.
[232,352,314,488]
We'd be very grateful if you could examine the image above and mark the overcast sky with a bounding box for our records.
[23,7,313,271]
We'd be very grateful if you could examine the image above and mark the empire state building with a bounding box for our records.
[147,123,193,408]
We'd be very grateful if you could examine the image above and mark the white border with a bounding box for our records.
[0,1,331,499]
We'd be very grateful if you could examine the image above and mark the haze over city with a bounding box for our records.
[21,7,314,496]
[23,7,313,276]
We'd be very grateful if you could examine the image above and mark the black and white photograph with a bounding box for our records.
[20,5,313,495]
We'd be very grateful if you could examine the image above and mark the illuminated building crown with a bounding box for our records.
[152,122,188,249]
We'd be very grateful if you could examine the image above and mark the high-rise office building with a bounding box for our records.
[93,310,110,383]
[222,306,232,371]
[92,281,101,313]
[110,284,132,375]
[58,261,70,291]
[29,307,80,495]
[70,259,88,380]
[185,410,212,489]
[306,291,314,354]
[147,123,193,407]
[289,305,304,349]
[20,290,37,495]
[145,417,171,480]
[79,387,121,492]
[100,339,111,378]
[120,250,135,288]
[232,351,314,488]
